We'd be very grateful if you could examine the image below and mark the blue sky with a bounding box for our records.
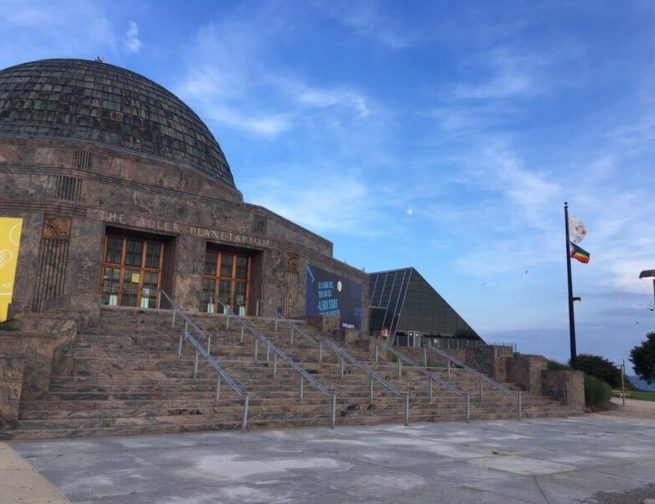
[3,0,655,368]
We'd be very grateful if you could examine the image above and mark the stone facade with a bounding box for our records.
[0,354,23,429]
[542,370,585,410]
[0,59,369,332]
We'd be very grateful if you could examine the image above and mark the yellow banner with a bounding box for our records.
[0,218,23,321]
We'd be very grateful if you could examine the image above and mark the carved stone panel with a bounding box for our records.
[42,216,71,241]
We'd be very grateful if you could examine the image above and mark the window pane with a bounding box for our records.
[141,272,159,308]
[105,238,123,264]
[204,251,217,276]
[220,254,233,277]
[234,281,247,307]
[121,270,139,306]
[145,242,161,268]
[101,267,121,305]
[124,240,143,266]
[200,278,216,313]
[236,256,248,279]
[218,280,232,306]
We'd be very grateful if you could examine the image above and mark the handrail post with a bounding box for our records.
[428,377,433,402]
[423,347,427,367]
[447,360,451,381]
[466,394,470,423]
[274,314,278,333]
[255,300,260,317]
[172,309,176,327]
[177,331,184,358]
[299,377,304,404]
[241,394,250,432]
[240,326,244,344]
[369,376,374,402]
[215,376,221,405]
[290,327,294,344]
[273,353,278,379]
[374,343,379,363]
[397,359,402,379]
[207,336,212,355]
[331,393,337,428]
[226,312,230,330]
[193,351,199,379]
[517,392,522,420]
[319,342,323,363]
[254,339,259,360]
[479,377,483,402]
[340,356,345,378]
[404,394,410,426]
[266,343,271,362]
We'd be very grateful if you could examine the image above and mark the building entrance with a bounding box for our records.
[101,233,165,308]
[201,246,253,315]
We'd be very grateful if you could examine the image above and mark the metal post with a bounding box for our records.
[369,376,374,402]
[241,394,250,432]
[466,394,470,423]
[428,377,433,402]
[299,377,304,404]
[319,342,323,363]
[423,347,427,367]
[290,327,294,344]
[207,336,212,355]
[255,300,260,317]
[404,394,410,426]
[254,339,259,360]
[517,392,522,420]
[240,326,244,344]
[177,332,184,357]
[331,393,337,428]
[479,378,483,402]
[340,356,345,378]
[215,376,221,405]
[375,344,379,363]
[193,351,199,379]
[273,354,278,379]
[274,314,278,333]
[172,310,176,327]
[621,359,626,407]
[564,202,577,366]
[397,359,402,379]
[447,360,451,381]
[226,313,230,330]
[266,343,271,362]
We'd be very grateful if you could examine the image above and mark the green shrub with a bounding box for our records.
[584,374,612,408]
[572,353,623,389]
[547,360,571,371]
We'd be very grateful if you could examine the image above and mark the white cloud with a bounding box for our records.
[125,21,143,54]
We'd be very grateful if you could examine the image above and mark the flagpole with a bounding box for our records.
[564,202,577,366]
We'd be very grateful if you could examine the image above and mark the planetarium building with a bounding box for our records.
[0,59,367,328]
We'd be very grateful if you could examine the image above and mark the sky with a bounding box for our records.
[2,0,654,369]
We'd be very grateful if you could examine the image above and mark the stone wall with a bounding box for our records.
[542,370,585,410]
[0,354,23,429]
[506,354,547,395]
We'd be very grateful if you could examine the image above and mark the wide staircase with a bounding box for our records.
[7,302,579,440]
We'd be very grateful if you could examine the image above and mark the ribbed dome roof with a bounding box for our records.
[0,59,235,188]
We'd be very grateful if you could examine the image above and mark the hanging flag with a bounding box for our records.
[570,242,590,264]
[568,214,587,244]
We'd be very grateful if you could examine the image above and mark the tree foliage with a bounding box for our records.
[630,332,655,385]
[571,353,622,389]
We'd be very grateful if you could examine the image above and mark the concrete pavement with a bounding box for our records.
[6,415,655,503]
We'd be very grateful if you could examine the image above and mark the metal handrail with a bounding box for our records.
[257,299,405,399]
[216,300,338,428]
[376,339,472,423]
[159,291,250,431]
[427,345,522,420]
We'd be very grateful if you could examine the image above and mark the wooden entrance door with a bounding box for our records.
[101,235,164,308]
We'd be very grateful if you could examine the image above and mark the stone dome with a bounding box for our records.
[0,59,235,188]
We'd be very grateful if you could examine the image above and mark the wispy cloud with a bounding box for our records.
[125,21,143,54]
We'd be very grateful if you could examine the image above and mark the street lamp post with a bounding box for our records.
[638,270,655,312]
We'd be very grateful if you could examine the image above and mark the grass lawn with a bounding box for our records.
[625,390,655,402]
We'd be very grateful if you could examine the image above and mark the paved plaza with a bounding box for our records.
[5,414,655,503]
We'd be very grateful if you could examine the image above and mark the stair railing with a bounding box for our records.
[256,299,410,425]
[159,291,250,431]
[427,345,522,420]
[375,339,471,423]
[217,300,338,428]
